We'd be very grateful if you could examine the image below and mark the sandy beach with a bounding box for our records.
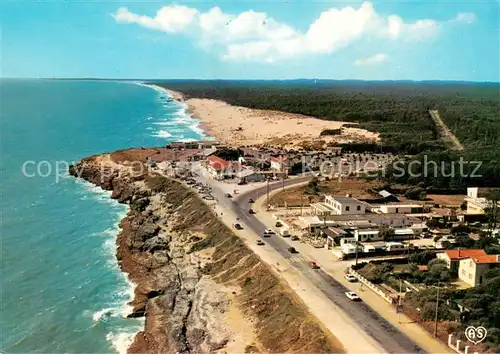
[166,89,379,147]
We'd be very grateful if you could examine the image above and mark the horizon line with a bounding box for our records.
[1,77,499,84]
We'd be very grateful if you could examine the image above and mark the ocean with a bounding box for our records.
[0,79,210,353]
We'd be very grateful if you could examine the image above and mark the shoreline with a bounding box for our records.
[140,82,214,142]
[144,84,380,147]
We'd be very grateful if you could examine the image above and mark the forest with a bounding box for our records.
[151,80,500,188]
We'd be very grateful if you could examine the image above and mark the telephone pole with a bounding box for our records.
[266,178,270,211]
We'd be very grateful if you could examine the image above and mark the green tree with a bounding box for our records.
[379,226,395,241]
[486,189,500,237]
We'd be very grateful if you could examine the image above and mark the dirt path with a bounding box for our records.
[428,110,464,151]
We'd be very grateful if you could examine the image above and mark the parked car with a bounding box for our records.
[308,262,319,269]
[234,223,243,230]
[248,209,256,214]
[226,193,232,198]
[345,292,361,301]
[202,195,214,200]
[256,240,265,246]
[248,198,254,203]
[344,274,358,282]
[280,229,290,237]
[275,221,283,227]
[291,235,299,241]
[287,247,297,253]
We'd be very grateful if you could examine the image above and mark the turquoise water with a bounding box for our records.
[1,79,209,353]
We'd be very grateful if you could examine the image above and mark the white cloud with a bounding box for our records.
[112,3,475,62]
[385,15,439,41]
[113,6,199,33]
[451,12,476,24]
[355,53,388,66]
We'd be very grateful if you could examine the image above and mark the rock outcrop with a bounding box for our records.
[69,150,342,354]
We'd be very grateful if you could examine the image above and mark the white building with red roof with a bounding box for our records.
[270,156,287,172]
[206,156,241,180]
[458,254,499,287]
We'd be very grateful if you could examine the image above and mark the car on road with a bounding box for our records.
[345,292,361,301]
[291,235,299,241]
[262,229,275,237]
[308,262,319,269]
[248,198,254,203]
[248,209,256,214]
[225,193,232,198]
[256,240,265,246]
[344,274,358,282]
[234,223,243,230]
[287,247,297,253]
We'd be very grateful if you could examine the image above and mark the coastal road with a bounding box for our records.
[203,176,424,354]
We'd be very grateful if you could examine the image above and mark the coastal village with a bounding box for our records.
[146,139,500,353]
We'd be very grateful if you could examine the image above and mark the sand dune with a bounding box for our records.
[170,89,379,147]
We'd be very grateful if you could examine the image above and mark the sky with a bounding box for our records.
[1,0,499,81]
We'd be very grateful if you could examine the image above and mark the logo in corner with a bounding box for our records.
[465,326,487,345]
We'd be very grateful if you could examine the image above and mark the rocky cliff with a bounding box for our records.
[69,149,342,354]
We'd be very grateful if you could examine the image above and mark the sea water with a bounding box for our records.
[0,79,210,353]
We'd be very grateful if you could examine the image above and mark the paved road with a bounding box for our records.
[196,175,424,353]
[234,179,424,354]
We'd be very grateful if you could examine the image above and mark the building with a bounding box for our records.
[376,203,424,214]
[465,187,495,214]
[235,168,265,183]
[354,229,381,242]
[323,195,369,215]
[206,156,240,180]
[437,249,487,273]
[458,254,500,287]
[270,156,287,172]
[296,216,337,234]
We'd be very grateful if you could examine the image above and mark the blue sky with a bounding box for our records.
[1,1,499,81]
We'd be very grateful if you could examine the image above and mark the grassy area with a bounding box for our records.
[269,178,383,206]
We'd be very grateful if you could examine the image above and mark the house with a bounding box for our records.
[354,229,381,242]
[465,187,495,214]
[437,249,487,273]
[376,203,424,214]
[458,254,500,287]
[323,195,369,215]
[206,156,240,180]
[270,156,287,172]
[297,216,336,234]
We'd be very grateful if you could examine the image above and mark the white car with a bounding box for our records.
[345,292,361,301]
[344,274,358,282]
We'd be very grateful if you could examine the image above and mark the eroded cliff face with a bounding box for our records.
[69,150,342,354]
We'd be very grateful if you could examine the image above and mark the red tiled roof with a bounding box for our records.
[444,249,487,260]
[471,255,499,264]
[433,208,453,216]
[207,156,229,170]
[270,157,286,163]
